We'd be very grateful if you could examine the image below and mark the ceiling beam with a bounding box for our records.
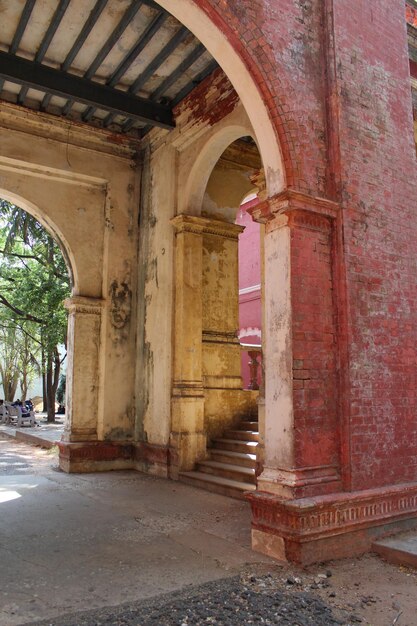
[0,51,174,129]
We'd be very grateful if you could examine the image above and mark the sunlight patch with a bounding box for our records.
[0,490,21,503]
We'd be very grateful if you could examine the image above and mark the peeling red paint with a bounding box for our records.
[173,67,239,127]
[406,4,417,28]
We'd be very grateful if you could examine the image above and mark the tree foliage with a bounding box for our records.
[0,200,71,421]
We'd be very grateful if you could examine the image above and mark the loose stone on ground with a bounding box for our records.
[30,574,358,626]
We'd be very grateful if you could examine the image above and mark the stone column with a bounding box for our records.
[201,218,249,439]
[246,189,344,562]
[250,190,342,499]
[170,215,206,474]
[61,296,104,443]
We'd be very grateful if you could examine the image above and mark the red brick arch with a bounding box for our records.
[195,0,302,189]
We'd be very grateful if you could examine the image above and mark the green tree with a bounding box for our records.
[0,200,70,421]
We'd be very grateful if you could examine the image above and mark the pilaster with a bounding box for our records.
[170,215,206,473]
[62,296,104,444]
[248,188,341,499]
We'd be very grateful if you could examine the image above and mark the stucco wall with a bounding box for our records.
[0,103,141,442]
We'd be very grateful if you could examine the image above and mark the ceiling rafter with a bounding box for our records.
[62,0,144,116]
[82,9,168,123]
[103,24,189,128]
[123,42,206,132]
[18,0,71,105]
[41,0,109,112]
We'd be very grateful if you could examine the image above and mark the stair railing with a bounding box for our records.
[240,343,262,390]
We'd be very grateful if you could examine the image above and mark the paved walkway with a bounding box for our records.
[0,417,64,449]
[2,435,416,626]
[0,434,273,625]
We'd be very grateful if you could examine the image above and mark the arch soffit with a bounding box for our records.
[0,187,77,292]
[155,0,285,198]
[180,119,257,216]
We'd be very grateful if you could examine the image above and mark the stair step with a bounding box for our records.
[210,449,256,468]
[240,421,259,430]
[373,532,417,568]
[212,438,258,454]
[223,429,259,442]
[196,460,256,484]
[179,471,256,500]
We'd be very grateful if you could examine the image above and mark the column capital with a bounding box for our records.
[64,295,105,316]
[171,214,244,239]
[171,214,207,235]
[248,188,340,228]
[249,168,267,201]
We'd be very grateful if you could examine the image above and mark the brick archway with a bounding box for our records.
[155,0,287,197]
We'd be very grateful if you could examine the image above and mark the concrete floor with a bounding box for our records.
[0,436,271,626]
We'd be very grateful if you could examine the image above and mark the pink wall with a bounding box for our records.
[236,197,262,389]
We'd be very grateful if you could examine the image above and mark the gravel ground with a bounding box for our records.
[29,573,361,626]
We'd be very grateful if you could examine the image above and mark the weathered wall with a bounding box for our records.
[331,1,417,490]
[194,0,329,195]
[0,103,140,449]
[192,0,417,494]
[135,68,262,473]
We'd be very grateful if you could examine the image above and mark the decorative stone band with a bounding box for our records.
[63,426,98,442]
[64,295,105,316]
[246,481,417,541]
[202,330,240,344]
[58,440,172,474]
[172,380,205,398]
[58,441,133,465]
[171,214,244,240]
[258,464,342,495]
[0,100,138,161]
[248,188,340,233]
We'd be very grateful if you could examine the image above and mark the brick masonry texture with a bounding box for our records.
[195,0,417,495]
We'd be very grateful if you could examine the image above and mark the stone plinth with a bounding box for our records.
[247,483,417,565]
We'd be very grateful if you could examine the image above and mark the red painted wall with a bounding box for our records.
[195,0,417,494]
[332,2,417,490]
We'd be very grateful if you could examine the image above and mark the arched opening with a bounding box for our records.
[170,133,266,496]
[0,0,289,491]
[133,1,287,491]
[0,194,72,431]
[155,0,285,198]
[236,192,262,392]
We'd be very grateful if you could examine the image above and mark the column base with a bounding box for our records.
[58,441,134,473]
[246,482,417,565]
[257,465,343,499]
[169,431,207,477]
[133,441,170,478]
[61,427,98,443]
[59,440,175,476]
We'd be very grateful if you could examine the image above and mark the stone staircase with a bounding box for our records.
[179,418,258,499]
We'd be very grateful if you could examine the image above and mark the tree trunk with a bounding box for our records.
[42,347,47,412]
[3,371,19,402]
[46,348,61,423]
